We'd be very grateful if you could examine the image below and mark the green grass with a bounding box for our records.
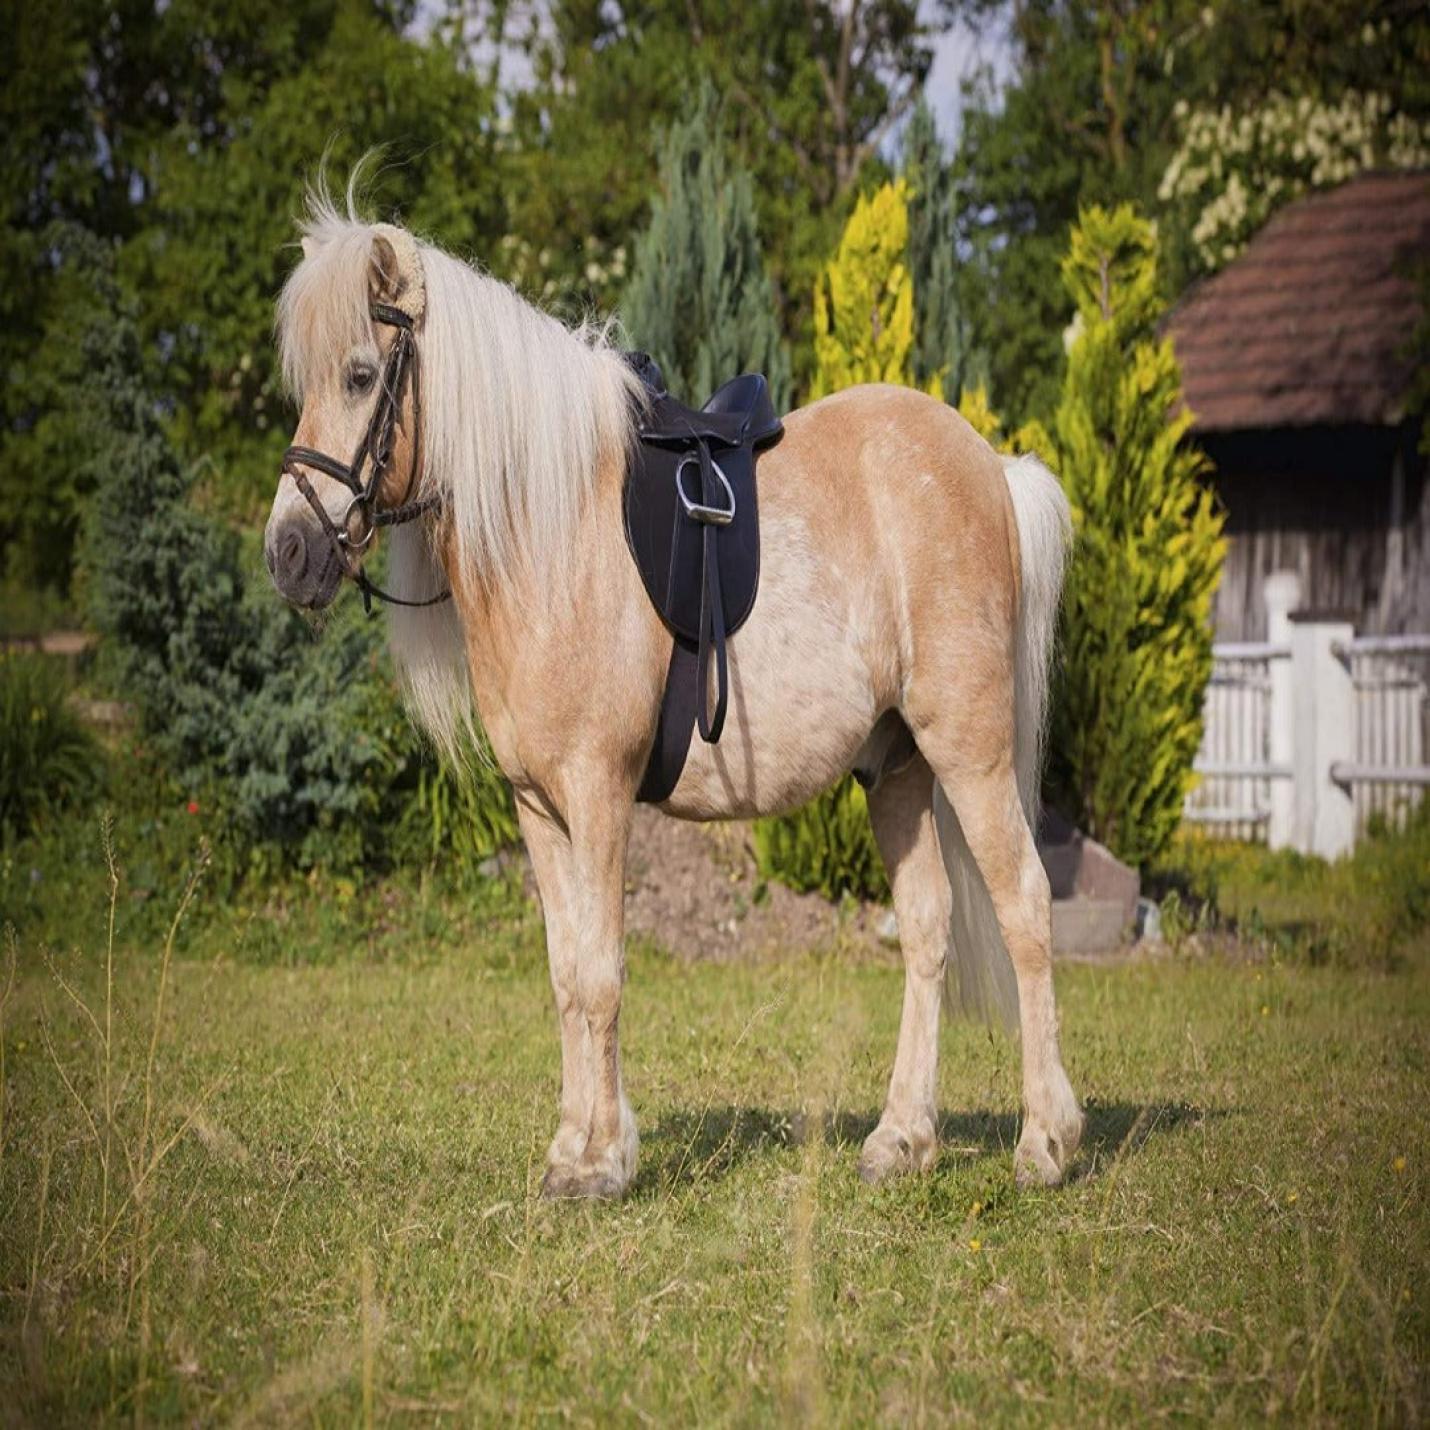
[1,830,1426,1425]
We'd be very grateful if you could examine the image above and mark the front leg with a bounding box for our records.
[518,788,639,1200]
[517,799,592,1180]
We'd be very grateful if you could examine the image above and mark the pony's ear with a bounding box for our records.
[369,224,425,322]
[300,236,315,259]
[369,233,400,297]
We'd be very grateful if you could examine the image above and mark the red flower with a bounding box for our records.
[186,800,200,815]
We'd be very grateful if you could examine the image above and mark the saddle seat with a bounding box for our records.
[621,355,783,802]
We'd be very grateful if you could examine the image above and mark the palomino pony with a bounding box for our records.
[264,194,1084,1198]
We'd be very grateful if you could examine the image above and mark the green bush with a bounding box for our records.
[753,777,889,903]
[71,231,513,879]
[0,654,102,842]
[399,750,520,874]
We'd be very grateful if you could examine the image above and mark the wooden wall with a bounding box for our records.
[1199,422,1429,641]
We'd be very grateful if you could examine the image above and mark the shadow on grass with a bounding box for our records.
[637,1098,1218,1193]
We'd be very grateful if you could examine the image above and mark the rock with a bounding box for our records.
[875,908,900,947]
[1051,899,1131,956]
[1037,807,1140,954]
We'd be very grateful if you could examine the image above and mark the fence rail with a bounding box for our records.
[1344,636,1430,830]
[1187,574,1427,855]
[1185,639,1288,843]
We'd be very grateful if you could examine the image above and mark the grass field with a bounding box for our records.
[1,834,1427,1426]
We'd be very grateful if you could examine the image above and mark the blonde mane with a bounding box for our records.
[277,186,643,758]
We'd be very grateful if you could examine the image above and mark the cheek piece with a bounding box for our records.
[281,301,449,613]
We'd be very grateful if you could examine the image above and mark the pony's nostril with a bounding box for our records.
[279,529,308,582]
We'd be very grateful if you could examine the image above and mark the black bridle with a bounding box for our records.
[281,301,449,613]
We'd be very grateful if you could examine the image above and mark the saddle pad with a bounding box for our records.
[622,371,781,643]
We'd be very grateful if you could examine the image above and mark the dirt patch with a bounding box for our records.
[3,629,96,655]
[622,805,893,961]
[524,805,1151,963]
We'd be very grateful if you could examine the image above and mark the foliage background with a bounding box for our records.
[2,12,1428,1420]
[2,0,1426,890]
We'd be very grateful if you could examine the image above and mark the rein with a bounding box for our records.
[281,301,450,614]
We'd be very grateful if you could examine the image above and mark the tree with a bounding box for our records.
[950,0,1187,424]
[901,96,980,401]
[1,0,358,586]
[622,84,790,412]
[0,0,503,597]
[809,179,939,399]
[73,226,511,875]
[498,0,938,370]
[1159,89,1430,275]
[947,0,1430,425]
[755,177,941,902]
[1023,205,1225,867]
[125,5,506,520]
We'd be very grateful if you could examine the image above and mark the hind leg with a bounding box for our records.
[859,754,949,1183]
[936,759,1083,1185]
[901,573,1083,1185]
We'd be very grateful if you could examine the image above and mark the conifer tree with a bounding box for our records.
[901,98,979,402]
[622,83,790,411]
[809,179,940,399]
[1023,205,1226,867]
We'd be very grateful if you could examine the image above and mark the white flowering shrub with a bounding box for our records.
[1159,89,1430,272]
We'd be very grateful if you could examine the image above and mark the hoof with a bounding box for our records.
[541,1162,629,1201]
[540,1097,638,1201]
[858,1119,936,1185]
[540,1163,582,1199]
[1014,1106,1084,1188]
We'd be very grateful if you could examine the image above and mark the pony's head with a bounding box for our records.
[266,206,428,610]
[265,180,644,761]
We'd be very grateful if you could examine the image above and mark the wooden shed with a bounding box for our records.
[1168,171,1430,640]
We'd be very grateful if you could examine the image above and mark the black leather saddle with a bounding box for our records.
[622,353,783,802]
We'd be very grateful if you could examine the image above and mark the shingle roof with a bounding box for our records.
[1168,171,1430,431]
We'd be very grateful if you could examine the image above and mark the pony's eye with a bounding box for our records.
[345,362,377,397]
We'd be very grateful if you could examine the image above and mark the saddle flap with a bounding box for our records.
[623,427,763,644]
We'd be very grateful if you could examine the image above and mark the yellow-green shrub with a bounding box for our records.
[808,179,941,399]
[752,778,888,903]
[757,180,942,902]
[1022,205,1226,868]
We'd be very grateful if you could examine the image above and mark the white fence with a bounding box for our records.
[1186,572,1429,855]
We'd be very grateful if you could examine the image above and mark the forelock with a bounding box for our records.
[276,201,379,400]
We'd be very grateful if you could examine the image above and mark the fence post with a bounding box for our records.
[1264,572,1300,850]
[1290,616,1356,859]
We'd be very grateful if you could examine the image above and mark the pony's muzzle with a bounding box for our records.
[264,511,343,610]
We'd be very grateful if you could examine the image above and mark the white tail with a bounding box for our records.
[934,452,1072,1030]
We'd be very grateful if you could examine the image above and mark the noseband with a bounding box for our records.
[281,301,449,613]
